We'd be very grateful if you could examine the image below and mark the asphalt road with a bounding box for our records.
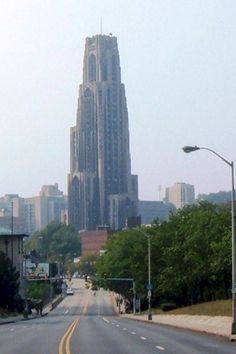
[0,279,235,354]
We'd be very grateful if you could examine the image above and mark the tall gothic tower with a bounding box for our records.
[68,35,138,231]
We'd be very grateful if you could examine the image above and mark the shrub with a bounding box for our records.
[25,282,50,301]
[161,303,177,312]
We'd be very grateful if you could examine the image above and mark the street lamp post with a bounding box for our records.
[147,234,152,320]
[183,145,236,334]
[138,229,152,320]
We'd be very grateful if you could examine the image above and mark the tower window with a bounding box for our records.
[88,54,96,82]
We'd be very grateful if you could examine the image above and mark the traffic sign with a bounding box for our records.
[146,283,153,290]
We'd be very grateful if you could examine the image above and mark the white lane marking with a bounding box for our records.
[64,309,69,315]
[123,327,127,331]
[156,345,165,351]
[10,328,14,331]
[102,317,110,323]
[116,324,120,327]
[131,331,136,335]
[140,336,147,340]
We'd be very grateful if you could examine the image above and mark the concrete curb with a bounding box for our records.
[0,315,38,325]
[230,335,236,342]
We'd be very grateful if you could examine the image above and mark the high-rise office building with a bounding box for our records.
[139,200,176,224]
[165,182,195,209]
[68,34,138,231]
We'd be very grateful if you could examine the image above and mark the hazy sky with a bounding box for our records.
[1,0,236,200]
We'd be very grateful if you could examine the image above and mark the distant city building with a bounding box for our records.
[68,34,138,231]
[197,190,231,204]
[0,184,67,235]
[24,184,67,234]
[23,198,36,235]
[139,200,175,225]
[125,216,141,229]
[165,182,195,209]
[80,229,109,256]
[0,194,25,233]
[40,184,63,197]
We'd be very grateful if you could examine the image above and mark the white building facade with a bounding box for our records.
[165,182,195,209]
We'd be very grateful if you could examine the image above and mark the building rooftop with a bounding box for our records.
[0,226,28,237]
[0,226,12,234]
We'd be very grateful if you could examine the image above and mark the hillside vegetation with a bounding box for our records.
[154,300,232,316]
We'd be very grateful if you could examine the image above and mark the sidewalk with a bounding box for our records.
[0,313,37,325]
[123,313,235,339]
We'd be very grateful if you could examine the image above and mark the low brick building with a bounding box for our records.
[80,229,109,256]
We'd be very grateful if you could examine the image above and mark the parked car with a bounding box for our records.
[66,288,74,295]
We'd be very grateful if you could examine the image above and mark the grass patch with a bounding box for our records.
[151,300,232,317]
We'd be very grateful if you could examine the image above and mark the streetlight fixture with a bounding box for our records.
[138,229,152,320]
[183,145,236,334]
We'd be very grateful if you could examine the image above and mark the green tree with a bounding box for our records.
[24,222,81,271]
[153,202,231,305]
[96,202,231,308]
[164,204,215,304]
[78,253,98,277]
[0,251,20,310]
[96,229,152,300]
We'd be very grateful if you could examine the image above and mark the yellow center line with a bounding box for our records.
[65,318,80,354]
[58,291,91,354]
[58,318,77,354]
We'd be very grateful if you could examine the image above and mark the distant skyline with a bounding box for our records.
[1,1,236,200]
